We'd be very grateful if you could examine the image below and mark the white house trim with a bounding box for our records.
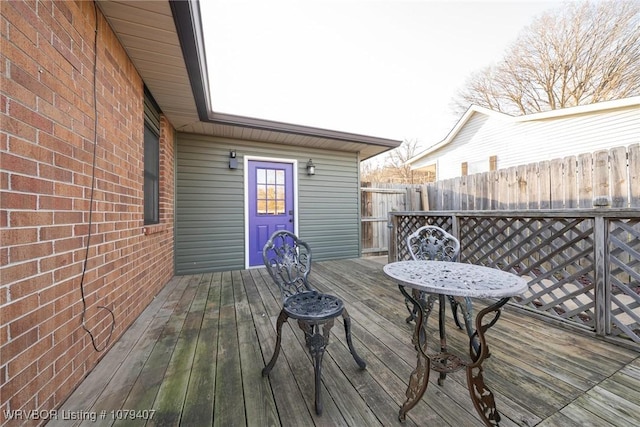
[243,155,299,269]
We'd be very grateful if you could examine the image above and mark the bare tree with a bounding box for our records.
[385,139,420,182]
[453,0,640,115]
[360,160,387,184]
[361,139,433,184]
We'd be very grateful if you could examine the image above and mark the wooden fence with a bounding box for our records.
[360,183,424,254]
[361,144,640,254]
[426,144,640,211]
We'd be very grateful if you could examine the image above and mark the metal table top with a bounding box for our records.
[383,260,528,298]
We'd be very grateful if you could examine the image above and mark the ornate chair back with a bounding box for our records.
[262,230,314,302]
[406,226,460,262]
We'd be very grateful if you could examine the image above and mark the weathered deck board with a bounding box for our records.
[49,258,640,427]
[181,272,220,427]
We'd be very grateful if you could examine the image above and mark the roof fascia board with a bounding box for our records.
[169,0,211,121]
[210,112,400,147]
[514,96,640,122]
[407,105,510,164]
[170,0,400,149]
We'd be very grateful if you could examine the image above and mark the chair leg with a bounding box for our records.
[341,308,366,369]
[298,318,335,415]
[262,310,288,376]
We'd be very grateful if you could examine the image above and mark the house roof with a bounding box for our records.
[97,0,400,160]
[407,96,640,165]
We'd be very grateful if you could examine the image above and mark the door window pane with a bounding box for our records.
[256,167,286,215]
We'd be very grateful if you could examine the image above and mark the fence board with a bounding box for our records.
[527,163,539,209]
[517,164,526,209]
[630,145,640,208]
[540,160,551,209]
[451,177,460,210]
[564,156,578,209]
[467,174,476,210]
[420,184,429,211]
[594,150,610,205]
[431,180,441,210]
[476,172,488,210]
[610,146,628,208]
[460,175,468,211]
[495,169,509,210]
[506,166,519,210]
[489,170,497,209]
[577,153,593,208]
[550,158,564,209]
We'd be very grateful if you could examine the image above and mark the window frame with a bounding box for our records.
[143,121,160,225]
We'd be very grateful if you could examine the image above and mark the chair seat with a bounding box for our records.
[284,291,344,321]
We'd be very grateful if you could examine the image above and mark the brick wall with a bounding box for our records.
[1,1,175,424]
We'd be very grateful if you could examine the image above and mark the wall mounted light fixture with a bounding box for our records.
[306,159,316,176]
[229,150,238,169]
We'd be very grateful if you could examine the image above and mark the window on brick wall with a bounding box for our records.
[144,122,159,225]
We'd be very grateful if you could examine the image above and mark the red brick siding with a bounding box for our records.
[1,2,175,424]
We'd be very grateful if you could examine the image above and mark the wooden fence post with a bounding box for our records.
[387,213,398,263]
[593,214,610,336]
[630,144,640,208]
[421,184,429,211]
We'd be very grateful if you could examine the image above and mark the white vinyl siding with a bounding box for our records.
[414,103,640,181]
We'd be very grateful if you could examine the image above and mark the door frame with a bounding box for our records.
[244,155,299,269]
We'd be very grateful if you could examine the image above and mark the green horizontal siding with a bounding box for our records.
[298,157,360,261]
[175,133,361,274]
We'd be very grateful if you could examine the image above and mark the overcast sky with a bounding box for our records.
[201,0,566,151]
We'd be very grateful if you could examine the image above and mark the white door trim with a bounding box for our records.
[244,156,299,269]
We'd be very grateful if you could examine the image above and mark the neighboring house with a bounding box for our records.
[408,97,640,180]
[0,0,400,419]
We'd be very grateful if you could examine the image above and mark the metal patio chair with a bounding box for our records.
[407,227,475,325]
[261,230,366,415]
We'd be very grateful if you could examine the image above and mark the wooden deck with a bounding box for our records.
[50,258,640,427]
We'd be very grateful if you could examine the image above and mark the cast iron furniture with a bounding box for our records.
[261,230,366,415]
[405,226,476,386]
[383,260,528,426]
[405,226,470,330]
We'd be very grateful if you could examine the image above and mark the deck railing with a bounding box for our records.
[388,209,640,348]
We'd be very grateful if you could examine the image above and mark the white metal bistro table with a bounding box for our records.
[383,260,528,426]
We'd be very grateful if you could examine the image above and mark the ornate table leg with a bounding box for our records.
[436,294,448,385]
[466,297,510,427]
[398,285,434,421]
[298,318,335,415]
